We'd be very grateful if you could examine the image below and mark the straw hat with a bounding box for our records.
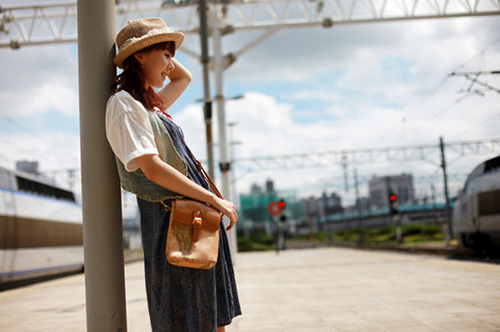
[114,17,185,69]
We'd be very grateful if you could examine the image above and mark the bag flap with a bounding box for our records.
[172,200,221,232]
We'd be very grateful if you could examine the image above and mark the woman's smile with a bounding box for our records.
[137,49,175,89]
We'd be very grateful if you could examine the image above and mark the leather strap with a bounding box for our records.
[180,133,224,200]
[195,159,224,200]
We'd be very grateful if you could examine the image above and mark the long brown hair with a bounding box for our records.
[111,41,176,112]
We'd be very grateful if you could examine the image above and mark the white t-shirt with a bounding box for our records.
[105,90,159,172]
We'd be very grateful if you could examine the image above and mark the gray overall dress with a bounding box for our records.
[135,113,241,331]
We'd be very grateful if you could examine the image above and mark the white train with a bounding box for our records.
[0,166,83,288]
[453,155,500,255]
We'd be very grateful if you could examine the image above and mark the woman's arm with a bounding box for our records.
[135,154,238,230]
[158,58,192,110]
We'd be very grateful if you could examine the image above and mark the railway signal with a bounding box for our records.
[389,192,403,243]
[389,193,399,215]
[268,200,286,216]
[268,199,287,252]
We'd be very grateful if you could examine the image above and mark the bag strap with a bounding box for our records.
[159,160,223,213]
[195,159,224,200]
[171,123,224,200]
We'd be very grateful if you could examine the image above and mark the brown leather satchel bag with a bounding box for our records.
[165,161,224,269]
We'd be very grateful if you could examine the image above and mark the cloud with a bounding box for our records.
[0,44,78,117]
[0,131,81,190]
[172,89,498,202]
[223,16,500,90]
[1,11,499,205]
[285,89,343,103]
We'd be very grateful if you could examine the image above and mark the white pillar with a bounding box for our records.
[77,0,127,330]
[212,4,238,263]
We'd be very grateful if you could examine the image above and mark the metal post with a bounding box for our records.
[212,4,238,261]
[386,176,402,243]
[342,153,349,192]
[439,136,453,246]
[354,169,363,244]
[198,0,215,179]
[274,215,281,254]
[228,122,240,212]
[77,1,127,330]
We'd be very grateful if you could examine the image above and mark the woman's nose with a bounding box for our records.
[167,60,175,71]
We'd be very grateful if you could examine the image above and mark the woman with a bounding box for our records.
[105,18,241,332]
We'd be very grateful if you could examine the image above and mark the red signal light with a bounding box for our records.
[390,194,397,202]
[268,200,286,216]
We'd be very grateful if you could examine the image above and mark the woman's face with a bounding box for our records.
[135,48,175,89]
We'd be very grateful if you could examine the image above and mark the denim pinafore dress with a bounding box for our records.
[137,113,241,331]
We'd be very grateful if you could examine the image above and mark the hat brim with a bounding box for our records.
[114,32,185,69]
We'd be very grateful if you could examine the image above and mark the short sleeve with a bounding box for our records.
[105,91,159,172]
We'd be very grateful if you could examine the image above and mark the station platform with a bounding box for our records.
[1,247,500,331]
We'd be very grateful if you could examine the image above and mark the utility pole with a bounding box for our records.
[212,3,238,261]
[342,153,349,192]
[440,136,453,246]
[229,122,241,211]
[354,169,363,244]
[198,0,215,179]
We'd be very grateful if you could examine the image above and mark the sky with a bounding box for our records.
[1,1,499,207]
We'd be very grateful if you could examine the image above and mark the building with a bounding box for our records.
[239,179,302,235]
[355,197,370,213]
[369,174,414,209]
[302,191,343,219]
[16,160,39,174]
[240,180,279,234]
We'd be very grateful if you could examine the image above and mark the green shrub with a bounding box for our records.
[237,237,254,252]
[237,227,275,252]
[250,228,275,245]
[290,223,444,245]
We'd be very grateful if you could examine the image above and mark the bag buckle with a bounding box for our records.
[192,211,202,242]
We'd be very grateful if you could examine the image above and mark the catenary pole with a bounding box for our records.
[354,169,363,244]
[77,0,127,330]
[440,136,453,246]
[212,4,238,261]
[199,0,215,179]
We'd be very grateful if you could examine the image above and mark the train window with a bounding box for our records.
[484,156,500,174]
[16,176,76,202]
[478,189,500,216]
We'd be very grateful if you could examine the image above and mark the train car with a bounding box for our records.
[453,156,500,255]
[0,166,83,288]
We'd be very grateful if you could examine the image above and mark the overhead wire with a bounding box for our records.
[0,114,49,141]
[0,114,78,172]
[0,115,49,165]
[451,115,500,145]
[371,36,500,145]
[440,65,500,139]
[401,93,473,139]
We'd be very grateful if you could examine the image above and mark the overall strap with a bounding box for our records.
[169,117,224,200]
[194,160,224,200]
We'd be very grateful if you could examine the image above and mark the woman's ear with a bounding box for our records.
[134,52,145,66]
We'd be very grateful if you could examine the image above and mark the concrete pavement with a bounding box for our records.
[228,248,500,331]
[0,247,499,331]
